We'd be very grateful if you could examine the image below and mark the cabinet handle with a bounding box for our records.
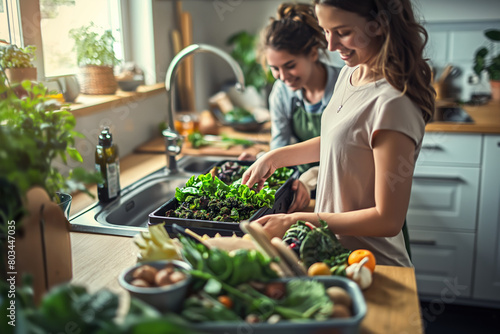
[410,239,437,246]
[413,175,464,182]
[421,144,444,151]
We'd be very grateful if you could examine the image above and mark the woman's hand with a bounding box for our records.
[253,213,297,238]
[287,179,311,213]
[238,151,257,161]
[241,154,278,191]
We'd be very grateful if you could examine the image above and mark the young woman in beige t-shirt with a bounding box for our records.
[242,0,435,266]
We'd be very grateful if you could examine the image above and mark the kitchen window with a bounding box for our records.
[1,0,125,79]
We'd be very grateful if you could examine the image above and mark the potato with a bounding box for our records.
[155,268,173,286]
[326,286,352,309]
[332,304,352,318]
[169,271,186,284]
[132,265,158,285]
[130,278,151,288]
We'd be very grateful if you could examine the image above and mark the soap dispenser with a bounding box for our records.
[95,127,120,202]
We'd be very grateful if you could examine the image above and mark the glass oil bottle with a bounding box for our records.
[95,127,120,202]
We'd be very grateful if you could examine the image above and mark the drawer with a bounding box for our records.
[418,133,482,166]
[409,229,474,298]
[407,165,480,231]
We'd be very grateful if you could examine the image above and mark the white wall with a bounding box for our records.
[57,92,168,174]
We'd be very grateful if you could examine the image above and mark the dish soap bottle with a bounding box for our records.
[95,127,120,202]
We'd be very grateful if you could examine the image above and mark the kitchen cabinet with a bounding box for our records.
[473,135,500,302]
[407,133,481,299]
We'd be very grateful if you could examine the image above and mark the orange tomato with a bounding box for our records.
[308,262,331,276]
[348,249,376,273]
[218,295,234,309]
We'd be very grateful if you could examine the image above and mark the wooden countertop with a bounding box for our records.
[427,100,500,133]
[70,151,423,333]
[70,231,423,333]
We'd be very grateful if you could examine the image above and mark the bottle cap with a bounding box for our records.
[98,127,113,147]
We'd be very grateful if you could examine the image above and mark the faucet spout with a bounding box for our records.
[163,44,245,172]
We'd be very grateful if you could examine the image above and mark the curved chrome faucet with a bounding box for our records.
[163,43,245,173]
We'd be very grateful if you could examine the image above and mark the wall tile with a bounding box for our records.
[449,30,487,63]
[426,31,448,62]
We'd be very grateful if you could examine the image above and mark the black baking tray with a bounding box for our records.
[148,160,298,237]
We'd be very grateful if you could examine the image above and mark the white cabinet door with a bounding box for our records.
[407,165,480,231]
[409,230,475,298]
[473,135,500,302]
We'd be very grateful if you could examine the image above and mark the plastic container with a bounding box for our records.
[189,276,367,334]
[149,160,298,237]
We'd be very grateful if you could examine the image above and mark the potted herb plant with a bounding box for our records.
[0,41,37,83]
[473,29,500,101]
[0,68,102,301]
[69,22,118,95]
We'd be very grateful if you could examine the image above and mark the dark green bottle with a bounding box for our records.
[95,127,120,202]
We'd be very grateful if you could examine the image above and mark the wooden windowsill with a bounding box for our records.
[69,83,166,118]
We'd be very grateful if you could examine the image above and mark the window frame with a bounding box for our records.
[14,0,128,81]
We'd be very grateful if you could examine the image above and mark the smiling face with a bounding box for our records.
[315,4,382,68]
[266,48,318,91]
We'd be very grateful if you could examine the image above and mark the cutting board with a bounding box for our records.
[135,136,269,157]
[135,124,271,156]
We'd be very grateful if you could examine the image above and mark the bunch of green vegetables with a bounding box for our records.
[187,132,255,149]
[0,276,192,334]
[179,237,334,323]
[180,236,278,286]
[224,107,255,123]
[283,220,352,272]
[165,165,292,222]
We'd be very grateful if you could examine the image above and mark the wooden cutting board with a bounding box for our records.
[135,136,269,157]
[135,124,271,156]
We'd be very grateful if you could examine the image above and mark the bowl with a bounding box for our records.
[117,79,144,92]
[118,259,192,312]
[211,108,266,132]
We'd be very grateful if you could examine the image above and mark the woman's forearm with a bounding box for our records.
[266,136,321,168]
[290,207,405,238]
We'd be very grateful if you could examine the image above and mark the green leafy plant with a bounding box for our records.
[226,31,275,92]
[0,71,102,214]
[473,29,500,81]
[0,43,36,69]
[0,276,193,334]
[69,22,118,67]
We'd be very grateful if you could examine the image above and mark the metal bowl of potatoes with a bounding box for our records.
[118,259,192,312]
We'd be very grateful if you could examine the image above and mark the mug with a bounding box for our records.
[56,75,80,102]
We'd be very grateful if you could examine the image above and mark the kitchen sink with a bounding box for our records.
[69,155,226,237]
[433,107,474,123]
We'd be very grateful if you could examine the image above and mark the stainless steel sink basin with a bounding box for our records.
[69,155,228,237]
[433,107,474,123]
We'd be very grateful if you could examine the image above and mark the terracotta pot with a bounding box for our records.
[77,65,117,95]
[490,80,500,101]
[5,67,37,83]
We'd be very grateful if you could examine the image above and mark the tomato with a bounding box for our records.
[218,295,234,309]
[348,249,376,273]
[307,262,331,276]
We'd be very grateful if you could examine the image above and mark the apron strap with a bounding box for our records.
[290,96,322,174]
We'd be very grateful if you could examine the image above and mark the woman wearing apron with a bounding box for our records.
[239,2,341,212]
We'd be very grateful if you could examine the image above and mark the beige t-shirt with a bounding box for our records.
[315,66,425,267]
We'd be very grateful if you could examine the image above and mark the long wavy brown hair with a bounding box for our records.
[314,0,435,123]
[259,3,328,67]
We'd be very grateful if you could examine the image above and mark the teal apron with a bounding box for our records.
[291,96,322,174]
